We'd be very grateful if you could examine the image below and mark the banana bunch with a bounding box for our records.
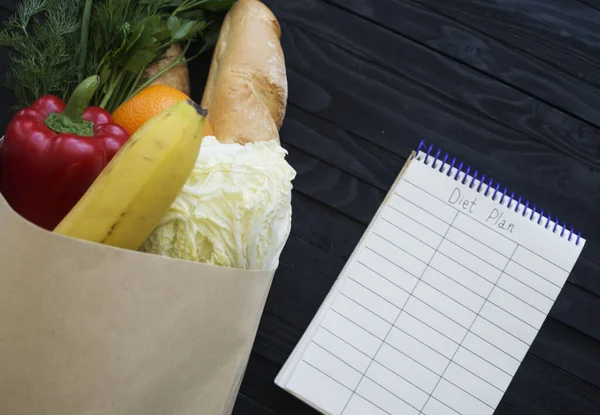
[54,99,207,250]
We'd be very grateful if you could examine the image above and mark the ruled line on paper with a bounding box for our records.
[328,206,536,404]
[501,272,554,301]
[367,361,430,409]
[450,359,504,392]
[509,261,562,289]
[393,325,453,362]
[418,244,519,414]
[448,218,513,258]
[337,292,395,327]
[403,295,525,369]
[436,370,496,410]
[320,326,372,360]
[461,336,519,376]
[442,237,507,273]
[392,192,452,225]
[341,280,399,324]
[434,249,496,285]
[387,203,446,238]
[438,240,502,284]
[518,244,570,273]
[343,394,391,415]
[301,344,434,414]
[340,212,458,415]
[362,373,422,413]
[509,255,565,288]
[416,277,480,316]
[381,217,438,251]
[401,178,573,273]
[328,309,385,341]
[310,341,365,376]
[493,285,548,317]
[422,397,461,415]
[371,232,429,267]
[357,377,419,415]
[306,331,508,415]
[402,309,460,345]
[355,258,412,294]
[347,276,403,310]
[375,321,515,391]
[363,245,420,282]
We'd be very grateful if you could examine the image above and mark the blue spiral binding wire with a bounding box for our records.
[416,140,582,245]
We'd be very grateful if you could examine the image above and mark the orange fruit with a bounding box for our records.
[112,85,190,135]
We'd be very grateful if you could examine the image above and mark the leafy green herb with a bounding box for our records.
[0,0,84,107]
[0,0,235,112]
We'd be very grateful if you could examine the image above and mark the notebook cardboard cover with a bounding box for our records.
[0,192,275,415]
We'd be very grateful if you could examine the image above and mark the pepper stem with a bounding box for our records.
[45,75,100,136]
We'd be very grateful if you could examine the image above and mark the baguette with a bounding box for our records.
[201,0,287,145]
[143,43,191,96]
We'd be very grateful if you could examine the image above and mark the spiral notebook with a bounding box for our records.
[275,141,586,415]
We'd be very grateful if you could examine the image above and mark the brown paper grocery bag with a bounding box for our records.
[0,193,275,415]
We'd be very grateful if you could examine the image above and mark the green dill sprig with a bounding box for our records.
[0,0,83,108]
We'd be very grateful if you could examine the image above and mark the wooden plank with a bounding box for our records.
[289,192,365,261]
[505,354,600,415]
[0,0,16,13]
[284,57,600,238]
[239,351,322,414]
[282,109,600,297]
[533,319,600,396]
[283,105,404,191]
[550,283,600,341]
[280,56,600,294]
[278,18,600,216]
[285,144,386,224]
[497,391,558,415]
[322,0,600,129]
[577,0,600,12]
[410,0,600,89]
[264,0,600,169]
[233,394,277,415]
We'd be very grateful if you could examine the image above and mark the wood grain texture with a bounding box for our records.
[267,0,600,169]
[411,0,600,89]
[325,0,600,131]
[283,105,404,191]
[238,351,321,414]
[577,0,600,12]
[235,394,277,415]
[282,88,600,299]
[276,25,600,293]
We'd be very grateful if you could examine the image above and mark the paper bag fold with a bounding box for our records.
[0,195,274,415]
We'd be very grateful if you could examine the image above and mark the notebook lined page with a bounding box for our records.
[275,151,585,415]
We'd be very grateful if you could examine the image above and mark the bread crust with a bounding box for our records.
[144,42,191,96]
[201,0,287,144]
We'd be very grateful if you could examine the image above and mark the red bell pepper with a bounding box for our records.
[0,75,130,230]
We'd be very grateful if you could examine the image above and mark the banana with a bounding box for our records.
[54,99,207,250]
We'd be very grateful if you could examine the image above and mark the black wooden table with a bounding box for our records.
[229,1,600,414]
[1,1,599,414]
